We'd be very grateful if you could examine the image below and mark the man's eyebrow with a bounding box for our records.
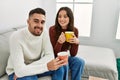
[33,18,45,21]
[33,19,39,21]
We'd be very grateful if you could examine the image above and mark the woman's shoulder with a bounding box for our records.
[49,25,55,31]
[73,27,78,32]
[49,26,55,31]
[49,25,56,34]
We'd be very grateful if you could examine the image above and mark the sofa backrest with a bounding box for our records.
[0,26,26,77]
[0,29,15,77]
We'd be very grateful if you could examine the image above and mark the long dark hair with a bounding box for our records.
[55,7,74,39]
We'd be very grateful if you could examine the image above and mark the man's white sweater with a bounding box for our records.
[6,27,54,77]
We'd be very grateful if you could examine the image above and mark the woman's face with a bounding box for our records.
[58,10,69,29]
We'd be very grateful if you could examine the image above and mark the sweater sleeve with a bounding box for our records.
[9,30,54,77]
[49,26,63,57]
[70,28,79,56]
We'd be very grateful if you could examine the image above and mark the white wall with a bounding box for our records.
[41,0,56,29]
[0,0,41,29]
[0,0,56,30]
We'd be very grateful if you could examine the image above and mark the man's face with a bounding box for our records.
[27,13,46,36]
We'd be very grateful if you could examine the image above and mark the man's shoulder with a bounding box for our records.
[11,27,26,38]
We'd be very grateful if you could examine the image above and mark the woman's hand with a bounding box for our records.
[69,34,80,44]
[57,32,66,44]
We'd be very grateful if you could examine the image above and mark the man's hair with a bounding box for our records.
[29,8,46,17]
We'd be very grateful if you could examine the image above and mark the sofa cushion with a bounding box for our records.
[0,74,9,80]
[0,29,15,77]
[77,45,118,80]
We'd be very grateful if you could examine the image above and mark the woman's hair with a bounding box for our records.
[55,7,74,38]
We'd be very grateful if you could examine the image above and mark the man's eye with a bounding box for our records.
[34,20,39,23]
[41,20,45,24]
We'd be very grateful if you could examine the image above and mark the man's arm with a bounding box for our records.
[9,31,53,77]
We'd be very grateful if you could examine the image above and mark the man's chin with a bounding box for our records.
[34,30,43,36]
[35,33,41,36]
[32,32,41,36]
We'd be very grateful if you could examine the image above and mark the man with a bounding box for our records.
[6,8,66,80]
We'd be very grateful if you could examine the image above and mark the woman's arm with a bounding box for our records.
[69,28,79,56]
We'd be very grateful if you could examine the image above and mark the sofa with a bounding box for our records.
[0,26,118,80]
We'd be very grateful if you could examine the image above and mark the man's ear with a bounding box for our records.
[27,19,29,24]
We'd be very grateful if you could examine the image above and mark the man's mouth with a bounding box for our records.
[34,27,43,35]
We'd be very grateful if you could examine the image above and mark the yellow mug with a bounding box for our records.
[65,31,74,42]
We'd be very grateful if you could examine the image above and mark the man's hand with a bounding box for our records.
[14,74,18,80]
[47,57,67,70]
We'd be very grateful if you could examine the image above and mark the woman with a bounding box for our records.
[49,7,85,80]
